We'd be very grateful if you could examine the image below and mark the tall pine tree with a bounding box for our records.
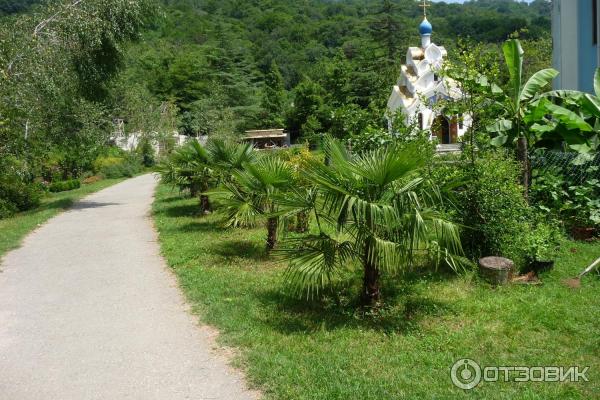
[259,61,286,127]
[369,0,402,65]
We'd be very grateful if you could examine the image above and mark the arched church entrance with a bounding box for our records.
[432,115,451,144]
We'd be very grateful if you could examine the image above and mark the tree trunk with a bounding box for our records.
[266,217,278,251]
[361,241,380,306]
[296,211,309,233]
[516,136,530,201]
[200,195,211,215]
[189,183,199,198]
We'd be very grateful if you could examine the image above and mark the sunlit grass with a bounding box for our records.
[153,183,600,400]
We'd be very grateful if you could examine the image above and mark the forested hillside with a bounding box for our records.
[0,0,552,218]
[117,0,551,140]
[0,0,39,15]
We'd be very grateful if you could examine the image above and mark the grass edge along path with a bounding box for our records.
[0,176,131,258]
[152,183,600,400]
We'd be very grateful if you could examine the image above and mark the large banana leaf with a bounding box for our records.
[487,119,512,147]
[487,119,513,133]
[520,68,559,103]
[544,102,594,132]
[502,39,524,114]
[582,94,600,118]
[524,97,551,124]
[543,89,600,119]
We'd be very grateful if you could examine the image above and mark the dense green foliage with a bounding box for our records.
[93,150,145,179]
[0,0,40,15]
[0,0,157,217]
[531,163,600,231]
[0,156,43,218]
[120,0,551,139]
[0,0,553,221]
[432,150,561,270]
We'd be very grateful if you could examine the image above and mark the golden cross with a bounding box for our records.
[419,0,431,17]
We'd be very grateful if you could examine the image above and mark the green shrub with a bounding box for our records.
[93,153,142,178]
[0,157,43,218]
[41,151,66,182]
[465,152,531,266]
[136,137,156,167]
[92,155,125,173]
[431,150,542,269]
[0,198,18,219]
[48,179,81,193]
[522,221,561,264]
[531,168,600,229]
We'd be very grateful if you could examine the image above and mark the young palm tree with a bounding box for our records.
[205,138,256,176]
[157,140,214,213]
[211,155,294,251]
[276,137,465,305]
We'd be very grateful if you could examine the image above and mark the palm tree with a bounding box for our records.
[205,138,256,176]
[276,137,464,305]
[211,155,294,251]
[157,140,214,213]
[487,39,559,192]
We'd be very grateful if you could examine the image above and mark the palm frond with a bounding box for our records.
[277,233,356,299]
[349,143,426,188]
[206,138,256,171]
[207,182,261,227]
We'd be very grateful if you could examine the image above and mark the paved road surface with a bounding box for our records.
[0,174,258,400]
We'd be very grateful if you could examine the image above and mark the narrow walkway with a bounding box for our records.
[0,174,258,400]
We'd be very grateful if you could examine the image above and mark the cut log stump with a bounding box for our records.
[478,256,514,285]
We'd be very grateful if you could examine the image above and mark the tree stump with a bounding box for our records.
[478,256,514,285]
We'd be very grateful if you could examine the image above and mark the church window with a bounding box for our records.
[418,113,423,130]
[458,114,464,129]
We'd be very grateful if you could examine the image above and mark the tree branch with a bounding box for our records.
[33,0,84,37]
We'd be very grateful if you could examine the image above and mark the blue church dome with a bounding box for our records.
[419,18,432,35]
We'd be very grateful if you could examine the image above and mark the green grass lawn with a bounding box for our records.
[153,183,600,400]
[0,177,127,258]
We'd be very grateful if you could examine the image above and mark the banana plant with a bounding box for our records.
[537,68,600,154]
[486,39,559,190]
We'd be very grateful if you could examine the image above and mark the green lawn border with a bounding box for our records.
[151,183,600,400]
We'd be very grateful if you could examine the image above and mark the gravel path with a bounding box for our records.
[0,174,259,400]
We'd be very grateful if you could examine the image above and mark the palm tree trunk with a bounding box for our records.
[361,240,380,306]
[189,182,199,198]
[266,216,278,251]
[516,136,530,201]
[200,194,211,214]
[296,211,308,233]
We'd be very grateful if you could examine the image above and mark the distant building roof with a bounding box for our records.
[244,129,287,139]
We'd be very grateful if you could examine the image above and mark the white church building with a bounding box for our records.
[387,13,471,146]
